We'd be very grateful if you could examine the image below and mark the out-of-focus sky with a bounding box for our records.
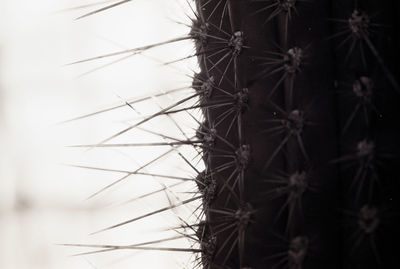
[0,1,201,268]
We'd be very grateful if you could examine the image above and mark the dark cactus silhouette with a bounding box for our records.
[64,0,400,268]
[192,0,400,268]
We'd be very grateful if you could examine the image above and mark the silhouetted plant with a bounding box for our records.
[64,0,400,268]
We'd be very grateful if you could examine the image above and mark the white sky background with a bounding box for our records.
[0,0,202,268]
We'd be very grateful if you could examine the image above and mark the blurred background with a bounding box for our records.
[0,0,202,268]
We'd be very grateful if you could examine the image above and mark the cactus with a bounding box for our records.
[64,0,400,268]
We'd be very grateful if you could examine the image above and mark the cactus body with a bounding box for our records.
[192,0,400,268]
[67,0,400,268]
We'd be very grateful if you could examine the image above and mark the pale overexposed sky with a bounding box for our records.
[0,1,202,268]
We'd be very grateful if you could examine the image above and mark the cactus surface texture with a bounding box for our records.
[67,0,400,268]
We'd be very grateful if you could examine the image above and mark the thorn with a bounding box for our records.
[66,36,192,65]
[76,0,133,20]
[90,196,202,235]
